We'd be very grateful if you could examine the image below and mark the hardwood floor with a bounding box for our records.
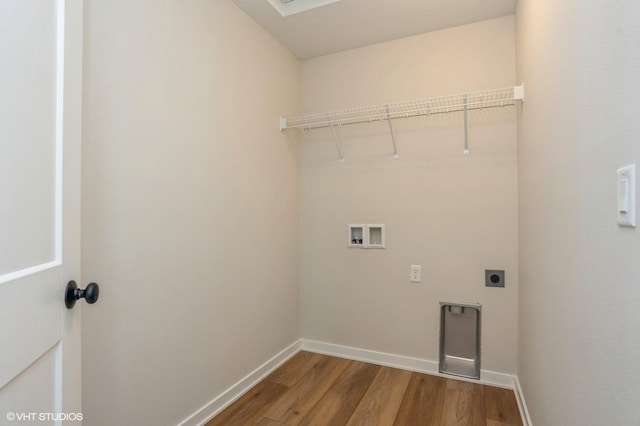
[206,352,523,426]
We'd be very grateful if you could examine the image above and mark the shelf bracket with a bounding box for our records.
[279,117,287,131]
[463,94,469,155]
[514,84,525,101]
[385,106,399,159]
[327,116,345,162]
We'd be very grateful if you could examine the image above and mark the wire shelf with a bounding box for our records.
[280,85,523,131]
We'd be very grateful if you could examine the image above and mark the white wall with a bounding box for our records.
[517,1,640,424]
[299,17,519,374]
[81,1,300,424]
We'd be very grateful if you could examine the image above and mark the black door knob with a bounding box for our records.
[65,280,100,309]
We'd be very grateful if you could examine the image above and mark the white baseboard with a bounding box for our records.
[302,339,440,376]
[514,375,533,426]
[177,340,302,426]
[301,339,515,389]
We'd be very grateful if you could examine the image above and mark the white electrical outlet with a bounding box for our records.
[410,265,421,283]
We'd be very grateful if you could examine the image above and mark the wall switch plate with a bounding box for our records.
[485,269,505,288]
[410,265,421,283]
[617,164,636,227]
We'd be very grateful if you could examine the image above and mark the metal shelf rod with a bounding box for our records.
[280,85,524,161]
[328,119,345,162]
[385,106,399,159]
[463,94,469,155]
[281,85,523,131]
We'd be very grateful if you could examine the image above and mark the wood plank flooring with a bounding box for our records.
[207,352,523,426]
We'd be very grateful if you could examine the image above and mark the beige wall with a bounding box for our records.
[299,16,519,374]
[81,1,300,424]
[517,0,640,424]
[79,1,640,422]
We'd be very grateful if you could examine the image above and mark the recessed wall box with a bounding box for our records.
[347,224,386,248]
[347,224,365,248]
[439,302,482,380]
[367,224,385,249]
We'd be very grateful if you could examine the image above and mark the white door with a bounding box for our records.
[0,1,84,424]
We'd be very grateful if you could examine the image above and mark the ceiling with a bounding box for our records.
[232,0,517,59]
